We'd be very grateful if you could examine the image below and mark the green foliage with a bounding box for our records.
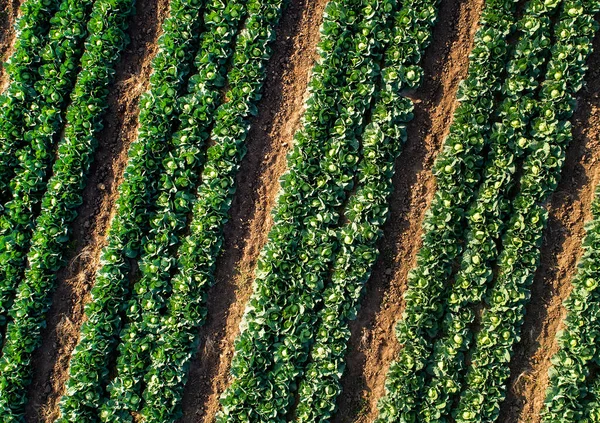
[217,0,405,421]
[415,1,560,420]
[0,0,135,419]
[99,0,248,421]
[294,1,438,420]
[138,0,284,421]
[375,0,519,419]
[455,1,600,421]
[0,0,62,200]
[542,184,600,422]
[57,0,208,421]
[0,0,96,329]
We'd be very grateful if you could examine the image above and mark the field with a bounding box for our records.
[0,0,599,422]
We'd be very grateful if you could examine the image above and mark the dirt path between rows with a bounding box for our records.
[0,0,20,91]
[498,31,600,423]
[23,0,169,420]
[176,1,328,421]
[330,0,484,420]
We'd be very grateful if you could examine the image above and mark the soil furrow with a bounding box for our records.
[0,0,21,92]
[498,31,600,423]
[330,0,484,420]
[23,0,169,420]
[176,0,328,421]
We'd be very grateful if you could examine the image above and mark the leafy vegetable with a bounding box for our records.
[376,0,520,419]
[414,1,560,420]
[57,0,208,420]
[0,0,96,330]
[137,0,285,420]
[217,0,404,420]
[0,0,62,201]
[542,183,600,422]
[0,0,135,418]
[99,0,248,420]
[455,1,600,421]
[294,1,438,420]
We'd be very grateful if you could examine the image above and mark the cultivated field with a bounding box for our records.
[0,0,599,422]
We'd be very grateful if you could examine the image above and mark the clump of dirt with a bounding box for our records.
[175,1,329,421]
[23,0,170,420]
[0,0,20,91]
[330,0,485,420]
[498,31,600,423]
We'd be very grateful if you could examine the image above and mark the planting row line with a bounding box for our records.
[542,182,600,421]
[0,0,63,201]
[100,0,248,420]
[455,2,600,421]
[376,0,520,418]
[0,0,136,419]
[416,0,561,420]
[0,0,97,330]
[294,0,439,419]
[57,0,213,420]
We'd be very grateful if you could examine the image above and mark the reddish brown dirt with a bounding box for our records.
[23,0,169,420]
[175,1,328,421]
[498,32,600,423]
[0,0,20,91]
[330,0,484,420]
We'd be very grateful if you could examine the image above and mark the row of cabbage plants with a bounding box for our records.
[294,0,439,419]
[57,0,209,420]
[0,0,136,418]
[375,0,520,419]
[413,1,561,421]
[100,0,249,420]
[0,0,96,330]
[134,0,285,421]
[542,183,600,422]
[583,376,600,422]
[0,0,63,201]
[455,1,600,421]
[217,0,400,420]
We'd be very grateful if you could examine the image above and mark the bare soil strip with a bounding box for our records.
[330,0,484,420]
[498,32,600,423]
[175,1,329,421]
[0,0,20,92]
[23,0,170,420]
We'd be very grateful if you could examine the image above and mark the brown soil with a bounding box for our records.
[176,1,328,421]
[23,0,169,420]
[0,0,20,91]
[498,32,600,423]
[330,0,484,420]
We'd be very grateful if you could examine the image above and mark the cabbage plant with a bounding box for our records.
[0,0,96,330]
[98,0,249,421]
[57,0,208,420]
[415,1,560,420]
[0,0,63,201]
[455,2,600,421]
[0,0,135,418]
[294,2,438,420]
[376,0,520,419]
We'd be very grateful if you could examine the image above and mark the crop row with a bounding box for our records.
[0,0,62,201]
[217,0,402,420]
[100,0,285,420]
[0,0,96,331]
[294,0,438,419]
[542,183,600,421]
[137,1,285,420]
[375,0,519,419]
[57,0,210,420]
[0,0,135,418]
[454,1,600,421]
[413,0,560,421]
